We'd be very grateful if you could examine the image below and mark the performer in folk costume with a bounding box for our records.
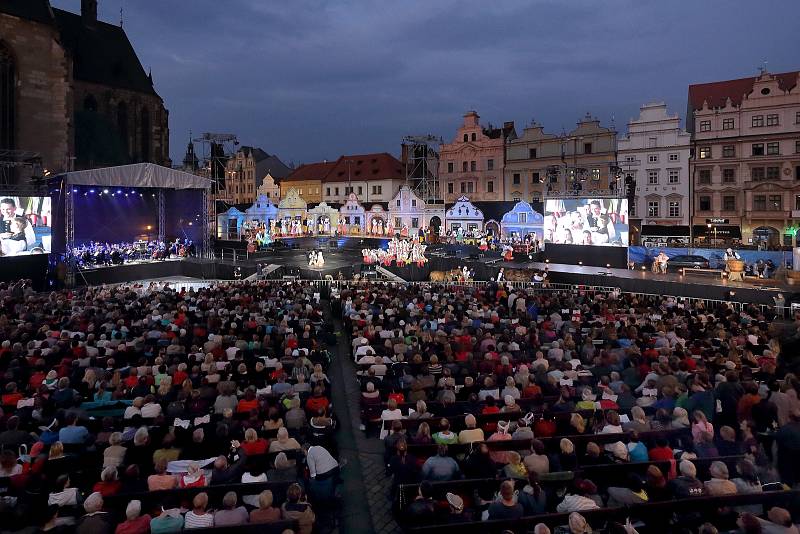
[502,244,514,262]
[400,224,409,238]
[479,236,488,251]
[496,267,505,282]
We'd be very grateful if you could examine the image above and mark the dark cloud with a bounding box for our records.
[51,0,800,166]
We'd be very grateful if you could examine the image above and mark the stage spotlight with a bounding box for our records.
[606,264,610,268]
[188,222,193,226]
[545,259,549,263]
[72,189,78,193]
[146,225,152,231]
[641,265,646,271]
[125,193,129,197]
[117,190,122,194]
[578,261,583,265]
[89,189,95,193]
[103,189,109,194]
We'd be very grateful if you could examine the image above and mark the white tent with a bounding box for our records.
[60,163,211,189]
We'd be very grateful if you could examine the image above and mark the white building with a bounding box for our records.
[618,102,691,226]
[445,196,484,234]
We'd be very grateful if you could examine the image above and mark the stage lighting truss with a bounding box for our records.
[543,162,627,199]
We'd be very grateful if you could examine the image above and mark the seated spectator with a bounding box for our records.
[556,479,601,513]
[179,462,206,488]
[115,500,151,534]
[406,481,435,526]
[147,458,177,491]
[524,439,550,476]
[565,512,593,534]
[184,492,214,529]
[250,489,282,524]
[214,491,248,527]
[149,506,184,534]
[58,413,89,445]
[268,427,301,454]
[433,418,458,445]
[267,452,298,483]
[704,461,738,496]
[518,472,547,516]
[411,422,433,445]
[695,431,720,458]
[503,451,528,480]
[487,480,524,520]
[731,458,763,515]
[241,428,269,455]
[281,483,315,534]
[648,438,674,461]
[76,492,113,534]
[421,444,461,481]
[607,473,649,506]
[669,460,706,498]
[755,506,798,534]
[93,466,122,497]
[103,432,126,469]
[48,474,80,507]
[627,431,649,462]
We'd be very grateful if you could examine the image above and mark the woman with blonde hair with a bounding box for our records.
[179,462,206,488]
[624,406,651,433]
[250,489,281,524]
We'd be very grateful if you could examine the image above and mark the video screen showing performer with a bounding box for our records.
[543,198,628,247]
[0,196,51,257]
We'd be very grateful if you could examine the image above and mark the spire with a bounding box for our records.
[148,68,153,85]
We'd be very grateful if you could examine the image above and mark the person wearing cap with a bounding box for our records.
[444,492,470,524]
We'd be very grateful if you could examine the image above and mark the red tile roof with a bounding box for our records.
[283,161,336,183]
[688,71,799,111]
[321,153,404,183]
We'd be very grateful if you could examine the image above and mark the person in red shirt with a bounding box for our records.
[237,389,259,413]
[648,438,674,461]
[481,397,500,434]
[240,428,269,455]
[305,386,330,414]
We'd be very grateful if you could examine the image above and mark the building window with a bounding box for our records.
[298,189,303,195]
[396,199,400,207]
[751,167,765,181]
[668,153,679,162]
[699,120,711,132]
[372,185,382,195]
[394,217,401,227]
[487,159,494,170]
[471,133,476,141]
[722,168,735,183]
[512,173,520,185]
[411,199,417,207]
[668,201,680,218]
[722,118,734,130]
[648,137,658,148]
[722,145,735,158]
[462,161,467,172]
[584,142,592,154]
[752,115,764,127]
[767,142,780,155]
[796,111,800,124]
[753,195,766,211]
[767,166,781,180]
[447,182,454,194]
[532,172,541,183]
[766,114,779,126]
[411,217,419,228]
[699,196,711,211]
[629,201,637,217]
[648,154,659,163]
[467,182,474,193]
[752,143,764,156]
[529,148,537,159]
[487,180,494,193]
[723,195,736,211]
[698,169,711,184]
[519,212,527,223]
[470,161,476,172]
[769,194,782,210]
[335,187,339,195]
[699,147,711,159]
[358,186,363,195]
[625,155,636,163]
[647,201,659,218]
[447,162,453,173]
[648,170,659,185]
[463,134,468,142]
[796,195,800,210]
[796,140,800,154]
[531,196,541,203]
[354,216,360,225]
[591,168,600,181]
[668,170,680,184]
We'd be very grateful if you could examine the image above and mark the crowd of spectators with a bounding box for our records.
[0,280,341,534]
[337,281,800,533]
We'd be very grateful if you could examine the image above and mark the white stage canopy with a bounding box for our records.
[60,163,211,189]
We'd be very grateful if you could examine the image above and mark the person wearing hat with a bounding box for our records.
[444,492,470,524]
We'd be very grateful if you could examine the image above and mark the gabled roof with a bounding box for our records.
[0,0,55,24]
[52,7,157,96]
[238,146,291,181]
[284,161,336,183]
[483,121,517,140]
[688,70,799,111]
[322,153,404,183]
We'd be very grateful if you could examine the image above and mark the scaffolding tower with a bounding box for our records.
[402,135,442,205]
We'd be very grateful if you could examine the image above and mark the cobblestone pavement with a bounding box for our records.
[328,307,402,534]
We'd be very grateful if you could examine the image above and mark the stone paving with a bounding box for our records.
[328,306,402,534]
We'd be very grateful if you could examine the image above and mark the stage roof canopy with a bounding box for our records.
[58,163,212,189]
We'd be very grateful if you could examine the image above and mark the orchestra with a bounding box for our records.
[71,239,194,268]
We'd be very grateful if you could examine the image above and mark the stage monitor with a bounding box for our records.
[0,195,51,257]
[544,198,628,247]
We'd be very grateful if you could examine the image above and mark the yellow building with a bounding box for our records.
[279,161,334,204]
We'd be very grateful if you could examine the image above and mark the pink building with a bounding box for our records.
[439,111,516,202]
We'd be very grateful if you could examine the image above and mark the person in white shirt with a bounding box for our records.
[380,398,403,439]
[140,395,162,419]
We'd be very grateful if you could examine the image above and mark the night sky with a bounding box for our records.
[50,0,800,168]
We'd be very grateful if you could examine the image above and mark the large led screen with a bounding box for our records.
[0,196,51,257]
[544,198,628,247]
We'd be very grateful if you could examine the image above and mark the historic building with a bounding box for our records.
[322,153,405,205]
[389,186,445,235]
[222,146,290,205]
[689,69,800,247]
[280,161,334,204]
[439,111,515,203]
[504,114,618,202]
[0,0,170,182]
[618,102,691,227]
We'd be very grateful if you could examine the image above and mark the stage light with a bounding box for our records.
[606,264,610,268]
[89,189,95,193]
[578,261,583,265]
[188,222,193,226]
[545,259,549,263]
[73,189,78,193]
[103,189,109,194]
[146,225,152,231]
[116,190,122,194]
[641,265,646,271]
[125,193,129,197]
